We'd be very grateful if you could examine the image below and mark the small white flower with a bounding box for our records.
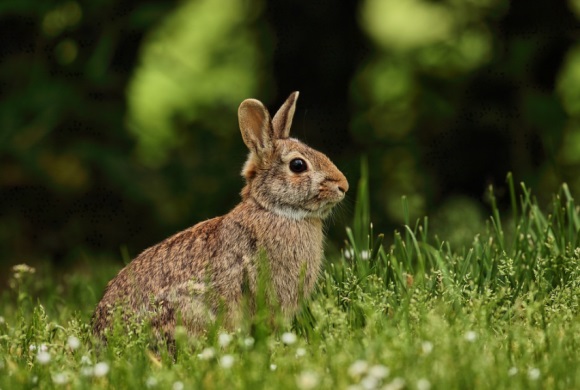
[417,378,431,390]
[383,377,405,390]
[281,332,297,345]
[344,248,354,260]
[361,375,379,390]
[80,355,92,365]
[528,368,540,380]
[220,354,234,369]
[29,345,37,352]
[218,333,232,348]
[197,347,215,360]
[31,376,38,384]
[0,316,5,324]
[270,364,277,371]
[94,362,110,377]
[508,367,518,376]
[368,364,390,380]
[464,331,477,342]
[80,367,93,377]
[296,347,307,358]
[243,337,255,348]
[146,376,158,388]
[360,250,371,260]
[39,344,48,352]
[67,336,80,350]
[421,341,433,355]
[348,360,369,378]
[172,381,184,390]
[52,373,68,385]
[296,371,319,390]
[36,351,51,365]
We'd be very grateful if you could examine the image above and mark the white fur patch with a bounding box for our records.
[271,206,311,220]
[271,204,337,220]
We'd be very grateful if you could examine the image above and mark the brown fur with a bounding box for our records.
[92,92,348,338]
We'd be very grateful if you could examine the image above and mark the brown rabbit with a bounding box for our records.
[92,92,349,339]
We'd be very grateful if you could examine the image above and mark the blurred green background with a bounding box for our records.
[1,0,580,284]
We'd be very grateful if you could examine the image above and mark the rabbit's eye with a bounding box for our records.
[289,158,307,173]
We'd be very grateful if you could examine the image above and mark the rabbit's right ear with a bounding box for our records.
[272,91,299,139]
[239,99,273,157]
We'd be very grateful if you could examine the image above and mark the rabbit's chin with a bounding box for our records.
[271,203,338,221]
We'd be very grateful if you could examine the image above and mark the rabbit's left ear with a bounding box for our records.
[272,91,299,139]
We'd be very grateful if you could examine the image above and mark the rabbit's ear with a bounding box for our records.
[239,99,274,156]
[272,91,299,140]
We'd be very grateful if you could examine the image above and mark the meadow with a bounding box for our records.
[1,170,580,390]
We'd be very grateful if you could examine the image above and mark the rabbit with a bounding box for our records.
[92,92,349,339]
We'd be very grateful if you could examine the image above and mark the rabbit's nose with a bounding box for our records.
[337,174,349,194]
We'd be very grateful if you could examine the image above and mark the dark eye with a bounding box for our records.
[289,158,307,173]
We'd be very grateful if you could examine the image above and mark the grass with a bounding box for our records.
[1,167,580,389]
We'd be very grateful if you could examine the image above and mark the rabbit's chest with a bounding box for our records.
[258,221,324,309]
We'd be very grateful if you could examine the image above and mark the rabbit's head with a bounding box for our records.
[239,92,348,220]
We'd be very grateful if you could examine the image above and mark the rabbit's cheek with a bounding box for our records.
[288,175,306,191]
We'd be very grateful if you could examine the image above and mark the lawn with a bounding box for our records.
[1,171,580,389]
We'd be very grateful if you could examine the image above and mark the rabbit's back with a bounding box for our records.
[92,215,241,336]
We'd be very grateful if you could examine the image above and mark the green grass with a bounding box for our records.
[1,169,580,389]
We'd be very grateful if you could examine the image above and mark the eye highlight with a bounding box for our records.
[289,158,307,173]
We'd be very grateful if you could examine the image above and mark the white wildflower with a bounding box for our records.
[508,367,518,376]
[281,332,297,345]
[29,345,36,352]
[0,316,5,324]
[270,364,277,371]
[361,375,379,390]
[172,381,184,390]
[52,373,68,385]
[417,378,431,390]
[197,347,215,360]
[94,362,110,377]
[348,360,369,378]
[421,341,433,355]
[243,337,255,348]
[146,376,158,388]
[296,347,307,358]
[296,371,319,390]
[36,351,51,365]
[80,355,92,365]
[67,336,80,350]
[528,368,540,380]
[220,354,234,369]
[218,333,232,348]
[360,250,371,260]
[383,377,405,390]
[368,364,390,380]
[344,248,354,260]
[464,331,477,342]
[39,343,48,352]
